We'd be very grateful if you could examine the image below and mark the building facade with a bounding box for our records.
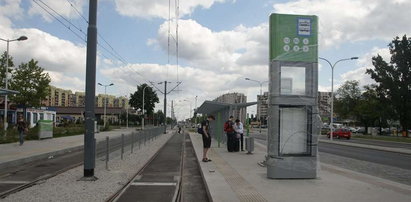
[42,86,129,109]
[257,92,269,125]
[214,92,247,123]
[318,91,331,123]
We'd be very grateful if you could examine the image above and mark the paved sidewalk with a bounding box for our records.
[189,133,411,202]
[0,127,138,170]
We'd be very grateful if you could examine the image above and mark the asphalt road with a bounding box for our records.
[318,142,411,170]
[326,137,411,149]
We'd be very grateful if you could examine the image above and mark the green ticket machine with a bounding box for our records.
[38,120,53,139]
[266,13,321,179]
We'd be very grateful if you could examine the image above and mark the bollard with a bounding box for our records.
[245,137,254,154]
[121,133,124,160]
[131,132,134,154]
[106,136,109,170]
[139,132,141,149]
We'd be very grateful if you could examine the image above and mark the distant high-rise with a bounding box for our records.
[214,92,247,123]
[257,92,269,125]
[318,91,332,123]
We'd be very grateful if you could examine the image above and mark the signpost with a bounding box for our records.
[266,13,321,179]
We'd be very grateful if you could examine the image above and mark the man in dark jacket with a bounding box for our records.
[224,116,236,152]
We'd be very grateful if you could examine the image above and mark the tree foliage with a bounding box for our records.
[334,80,361,120]
[9,59,51,107]
[129,83,159,115]
[366,35,411,133]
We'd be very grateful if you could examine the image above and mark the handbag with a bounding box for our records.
[236,133,241,138]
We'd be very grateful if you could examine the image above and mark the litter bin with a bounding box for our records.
[38,120,53,139]
[94,121,100,133]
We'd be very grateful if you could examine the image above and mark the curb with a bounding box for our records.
[319,139,411,155]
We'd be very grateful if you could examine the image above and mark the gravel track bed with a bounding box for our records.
[2,132,174,202]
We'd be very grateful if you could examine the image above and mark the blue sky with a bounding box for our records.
[0,0,409,120]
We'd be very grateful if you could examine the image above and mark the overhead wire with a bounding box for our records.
[33,0,147,92]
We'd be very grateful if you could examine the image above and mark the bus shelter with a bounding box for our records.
[196,100,257,147]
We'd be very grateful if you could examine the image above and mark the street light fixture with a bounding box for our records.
[245,78,268,134]
[0,35,28,133]
[98,82,114,128]
[180,99,192,123]
[319,57,358,141]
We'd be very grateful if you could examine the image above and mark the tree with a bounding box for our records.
[356,85,393,133]
[129,83,159,115]
[334,80,361,120]
[9,59,51,107]
[366,35,411,134]
[0,52,15,88]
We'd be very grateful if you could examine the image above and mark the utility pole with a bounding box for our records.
[83,0,98,179]
[163,81,167,134]
[150,81,182,134]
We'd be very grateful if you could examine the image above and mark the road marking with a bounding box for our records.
[0,181,30,184]
[130,182,177,186]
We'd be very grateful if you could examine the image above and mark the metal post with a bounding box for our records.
[259,83,262,134]
[142,86,145,130]
[4,40,9,133]
[121,133,124,160]
[131,132,134,153]
[217,112,221,148]
[330,66,334,141]
[104,87,107,128]
[126,105,129,129]
[195,96,198,125]
[83,0,98,179]
[105,136,109,170]
[163,81,167,134]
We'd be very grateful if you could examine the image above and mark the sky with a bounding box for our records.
[0,0,409,120]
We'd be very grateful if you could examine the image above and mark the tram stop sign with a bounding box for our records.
[269,14,318,63]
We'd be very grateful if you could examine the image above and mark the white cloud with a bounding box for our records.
[340,47,390,87]
[0,0,23,28]
[29,0,86,22]
[273,0,411,48]
[151,19,268,73]
[114,0,229,19]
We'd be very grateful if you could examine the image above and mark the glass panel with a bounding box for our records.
[279,107,308,154]
[281,66,306,95]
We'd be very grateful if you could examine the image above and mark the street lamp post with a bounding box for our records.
[142,85,149,130]
[98,83,114,128]
[181,99,192,123]
[319,57,358,141]
[245,78,268,134]
[0,36,28,133]
[194,96,198,125]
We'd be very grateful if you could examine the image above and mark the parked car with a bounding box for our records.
[327,128,352,139]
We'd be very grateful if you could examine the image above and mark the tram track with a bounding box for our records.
[0,128,163,199]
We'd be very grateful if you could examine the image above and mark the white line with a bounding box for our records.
[130,182,177,186]
[0,181,30,184]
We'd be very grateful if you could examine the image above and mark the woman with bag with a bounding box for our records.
[17,115,28,146]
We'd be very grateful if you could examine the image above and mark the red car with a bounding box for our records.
[327,128,352,139]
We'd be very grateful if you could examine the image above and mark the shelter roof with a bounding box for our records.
[196,100,257,114]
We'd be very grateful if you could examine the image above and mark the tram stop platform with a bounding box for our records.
[188,133,411,202]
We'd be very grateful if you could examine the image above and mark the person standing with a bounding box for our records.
[234,119,244,151]
[201,115,215,162]
[224,116,236,152]
[17,115,27,146]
